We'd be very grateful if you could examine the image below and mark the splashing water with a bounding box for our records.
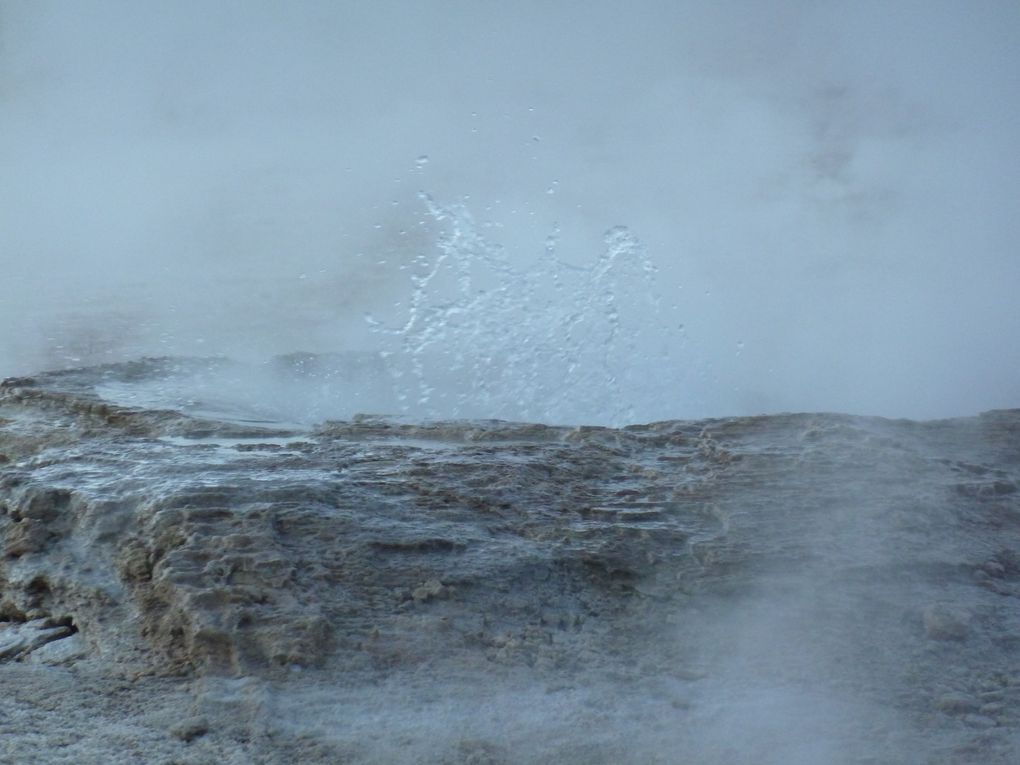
[367,194,681,426]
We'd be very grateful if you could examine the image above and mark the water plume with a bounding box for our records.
[368,194,684,426]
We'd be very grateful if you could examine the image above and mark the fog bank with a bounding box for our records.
[2,0,1018,421]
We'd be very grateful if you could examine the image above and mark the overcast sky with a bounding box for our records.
[2,0,1018,420]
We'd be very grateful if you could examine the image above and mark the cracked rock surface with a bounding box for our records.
[1,357,1018,764]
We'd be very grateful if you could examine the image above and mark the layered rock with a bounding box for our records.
[0,357,1018,764]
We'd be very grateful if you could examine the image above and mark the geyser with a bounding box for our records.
[367,193,686,426]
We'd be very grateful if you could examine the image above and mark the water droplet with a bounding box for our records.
[546,180,559,195]
[531,136,541,143]
[415,155,429,168]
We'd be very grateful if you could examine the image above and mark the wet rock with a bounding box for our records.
[170,716,210,742]
[412,578,446,602]
[27,631,87,665]
[936,693,980,715]
[444,738,509,764]
[923,603,971,641]
[995,548,1020,576]
[0,618,74,660]
[964,714,998,729]
[0,358,1019,763]
[982,560,1007,579]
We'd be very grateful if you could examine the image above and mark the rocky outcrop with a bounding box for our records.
[1,357,1018,764]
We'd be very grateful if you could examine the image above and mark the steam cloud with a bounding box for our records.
[2,0,1018,419]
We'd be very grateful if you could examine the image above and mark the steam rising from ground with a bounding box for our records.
[2,1,1019,419]
[95,194,682,426]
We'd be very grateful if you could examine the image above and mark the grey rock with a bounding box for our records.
[0,358,1018,764]
[170,716,210,742]
[982,560,1007,579]
[964,714,998,729]
[936,693,980,715]
[923,603,971,642]
[412,578,446,602]
[26,631,87,665]
[0,619,74,660]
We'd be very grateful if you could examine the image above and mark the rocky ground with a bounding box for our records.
[1,357,1018,764]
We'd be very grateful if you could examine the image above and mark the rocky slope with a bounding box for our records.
[0,357,1018,764]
